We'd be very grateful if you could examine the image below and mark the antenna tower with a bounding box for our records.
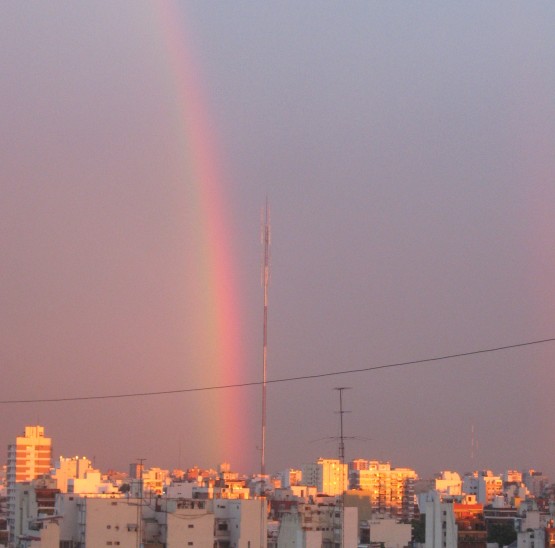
[335,387,350,548]
[261,201,270,478]
[136,457,145,548]
[335,387,350,462]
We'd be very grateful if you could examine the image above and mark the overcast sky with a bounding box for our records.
[2,1,555,479]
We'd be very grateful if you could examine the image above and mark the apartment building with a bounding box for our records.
[300,459,348,497]
[349,460,417,520]
[7,426,52,546]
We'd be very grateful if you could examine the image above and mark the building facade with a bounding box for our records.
[300,459,348,497]
[7,426,52,546]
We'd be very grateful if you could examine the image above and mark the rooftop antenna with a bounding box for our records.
[258,201,271,548]
[335,387,350,548]
[335,387,351,463]
[261,200,270,478]
[136,457,145,548]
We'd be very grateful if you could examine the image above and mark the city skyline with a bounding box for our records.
[0,422,550,485]
[1,2,555,477]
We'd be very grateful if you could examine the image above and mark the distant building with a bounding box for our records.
[51,456,94,493]
[279,469,302,488]
[503,470,523,484]
[435,471,462,496]
[462,471,503,505]
[129,462,144,480]
[349,460,417,520]
[522,470,548,498]
[269,486,318,521]
[300,458,348,496]
[136,467,170,496]
[68,469,119,495]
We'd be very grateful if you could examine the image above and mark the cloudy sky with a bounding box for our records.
[2,1,555,479]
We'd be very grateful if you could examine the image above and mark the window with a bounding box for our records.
[107,525,111,529]
[188,543,193,546]
[188,524,194,529]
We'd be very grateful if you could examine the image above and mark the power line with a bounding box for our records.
[1,336,553,405]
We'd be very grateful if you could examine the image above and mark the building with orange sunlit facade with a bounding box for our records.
[7,425,52,546]
[349,460,417,520]
[454,502,487,548]
[301,458,348,497]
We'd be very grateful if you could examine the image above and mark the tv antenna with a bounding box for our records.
[261,200,270,478]
[335,387,350,548]
[335,387,351,463]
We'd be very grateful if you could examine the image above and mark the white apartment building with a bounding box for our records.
[11,476,58,547]
[77,496,138,547]
[213,498,267,548]
[276,503,358,548]
[423,491,457,548]
[143,498,215,547]
[166,481,196,499]
[51,494,267,547]
[56,494,138,547]
[301,459,348,497]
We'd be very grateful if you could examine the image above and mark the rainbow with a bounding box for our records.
[153,3,248,467]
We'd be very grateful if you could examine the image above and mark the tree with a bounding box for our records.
[487,522,516,546]
[412,515,426,544]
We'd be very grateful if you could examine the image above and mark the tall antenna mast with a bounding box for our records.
[335,387,350,548]
[335,387,350,462]
[261,200,270,478]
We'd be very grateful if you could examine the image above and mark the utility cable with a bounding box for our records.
[0,337,553,404]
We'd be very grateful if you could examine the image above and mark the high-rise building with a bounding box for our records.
[300,458,348,496]
[7,425,52,543]
[349,460,418,520]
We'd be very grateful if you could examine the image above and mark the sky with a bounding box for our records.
[1,1,555,479]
